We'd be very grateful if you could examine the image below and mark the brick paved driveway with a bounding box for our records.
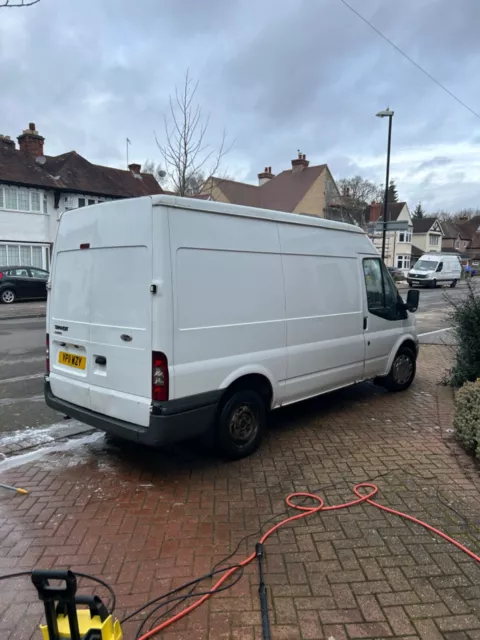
[2,346,480,639]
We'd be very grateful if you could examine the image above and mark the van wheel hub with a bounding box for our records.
[229,404,258,444]
[393,354,413,385]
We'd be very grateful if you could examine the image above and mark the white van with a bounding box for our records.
[45,196,420,459]
[407,253,461,288]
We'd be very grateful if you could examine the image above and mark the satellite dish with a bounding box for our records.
[158,170,167,178]
[36,155,46,165]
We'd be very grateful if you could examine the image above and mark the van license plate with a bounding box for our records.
[58,352,86,370]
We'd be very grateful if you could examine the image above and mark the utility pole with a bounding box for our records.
[376,109,394,262]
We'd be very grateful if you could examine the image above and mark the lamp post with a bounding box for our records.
[376,108,394,262]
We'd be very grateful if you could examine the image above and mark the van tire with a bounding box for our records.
[430,279,437,289]
[0,289,15,304]
[450,279,457,288]
[215,389,266,460]
[378,346,416,392]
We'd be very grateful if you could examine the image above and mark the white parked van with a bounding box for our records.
[45,196,420,459]
[407,253,461,288]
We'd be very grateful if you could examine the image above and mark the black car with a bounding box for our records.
[0,266,49,304]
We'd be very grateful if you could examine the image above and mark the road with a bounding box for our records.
[0,285,466,450]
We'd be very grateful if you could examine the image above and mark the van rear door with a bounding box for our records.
[48,198,153,427]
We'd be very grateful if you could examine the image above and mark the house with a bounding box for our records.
[0,123,163,270]
[411,217,443,264]
[441,216,480,267]
[202,152,341,218]
[365,201,413,272]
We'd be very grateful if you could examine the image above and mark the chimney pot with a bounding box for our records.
[0,135,15,150]
[291,152,309,173]
[128,163,141,174]
[17,122,44,157]
[258,166,275,186]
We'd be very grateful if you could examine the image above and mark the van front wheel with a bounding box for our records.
[377,346,416,392]
[216,390,266,460]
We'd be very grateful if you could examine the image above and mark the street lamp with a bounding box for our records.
[376,108,394,262]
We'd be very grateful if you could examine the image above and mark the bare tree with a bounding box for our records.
[0,0,40,6]
[155,70,230,197]
[142,159,167,186]
[333,175,383,227]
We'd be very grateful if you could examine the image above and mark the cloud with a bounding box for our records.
[416,156,454,171]
[1,0,480,212]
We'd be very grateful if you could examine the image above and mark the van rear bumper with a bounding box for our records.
[44,380,220,446]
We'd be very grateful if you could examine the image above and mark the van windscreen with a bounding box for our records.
[415,259,438,272]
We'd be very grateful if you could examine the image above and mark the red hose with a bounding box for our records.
[137,483,480,639]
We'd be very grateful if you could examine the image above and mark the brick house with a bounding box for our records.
[202,152,341,219]
[441,216,480,267]
[365,201,413,271]
[0,123,163,269]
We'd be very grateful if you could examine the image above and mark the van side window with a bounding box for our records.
[363,258,405,321]
[436,262,443,272]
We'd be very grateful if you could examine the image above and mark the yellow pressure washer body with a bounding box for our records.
[32,570,123,640]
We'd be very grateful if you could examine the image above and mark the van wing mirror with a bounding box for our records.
[406,289,419,312]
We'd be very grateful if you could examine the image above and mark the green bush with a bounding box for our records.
[453,380,480,456]
[447,281,480,387]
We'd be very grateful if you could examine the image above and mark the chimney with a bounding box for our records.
[128,163,141,174]
[258,165,274,186]
[17,122,44,157]
[369,202,382,223]
[291,151,309,174]
[0,135,15,150]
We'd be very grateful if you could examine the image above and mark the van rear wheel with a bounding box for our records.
[450,279,457,288]
[377,346,416,392]
[215,389,266,460]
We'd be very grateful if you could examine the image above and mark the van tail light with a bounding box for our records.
[0,272,3,280]
[46,334,50,375]
[152,351,169,401]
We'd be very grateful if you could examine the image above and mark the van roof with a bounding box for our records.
[420,253,457,259]
[150,194,365,235]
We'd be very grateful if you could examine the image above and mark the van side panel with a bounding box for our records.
[278,223,368,404]
[168,207,287,403]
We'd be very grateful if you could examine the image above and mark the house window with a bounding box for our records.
[31,246,43,268]
[31,191,41,212]
[396,255,411,269]
[398,230,412,243]
[18,188,29,211]
[20,245,31,265]
[0,186,45,213]
[455,239,460,249]
[429,235,440,246]
[88,199,95,206]
[43,193,48,213]
[0,243,49,269]
[5,187,17,210]
[78,198,86,207]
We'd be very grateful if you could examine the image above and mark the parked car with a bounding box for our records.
[387,266,404,279]
[0,266,49,304]
[45,196,420,460]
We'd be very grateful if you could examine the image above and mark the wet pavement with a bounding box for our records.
[1,346,480,639]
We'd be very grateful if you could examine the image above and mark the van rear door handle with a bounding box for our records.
[363,317,368,330]
[95,356,107,365]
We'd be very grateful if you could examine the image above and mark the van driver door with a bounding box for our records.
[362,257,408,379]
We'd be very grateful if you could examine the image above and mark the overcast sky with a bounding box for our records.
[1,0,479,212]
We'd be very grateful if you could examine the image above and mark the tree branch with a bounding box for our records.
[0,0,40,6]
